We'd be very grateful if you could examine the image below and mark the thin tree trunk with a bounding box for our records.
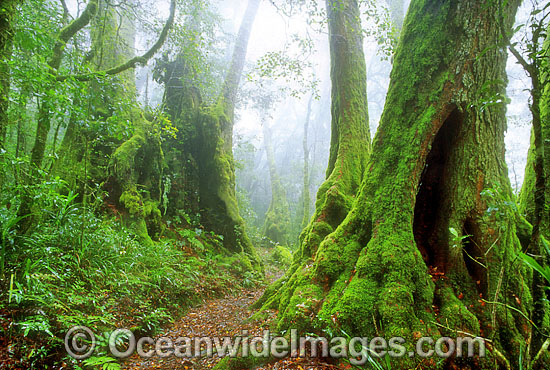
[517,24,550,360]
[29,0,99,170]
[221,0,261,121]
[0,0,19,149]
[262,122,290,245]
[301,94,313,229]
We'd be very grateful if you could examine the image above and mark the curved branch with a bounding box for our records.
[57,0,176,82]
[50,0,99,71]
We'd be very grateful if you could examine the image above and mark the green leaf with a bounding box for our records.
[449,227,459,238]
[519,252,550,283]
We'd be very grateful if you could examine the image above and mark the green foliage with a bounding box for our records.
[83,356,121,370]
[520,238,550,285]
[449,227,472,248]
[0,154,261,368]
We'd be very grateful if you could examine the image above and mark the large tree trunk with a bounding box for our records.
[262,123,290,245]
[162,0,262,271]
[94,0,166,244]
[258,0,538,368]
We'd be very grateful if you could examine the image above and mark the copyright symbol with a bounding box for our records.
[64,326,96,360]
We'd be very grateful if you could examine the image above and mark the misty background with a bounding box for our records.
[104,0,531,243]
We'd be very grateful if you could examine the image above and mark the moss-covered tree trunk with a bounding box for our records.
[0,0,20,149]
[93,0,165,245]
[161,0,262,269]
[519,28,550,234]
[262,122,290,245]
[168,0,262,270]
[258,0,370,298]
[258,0,541,368]
[517,24,550,362]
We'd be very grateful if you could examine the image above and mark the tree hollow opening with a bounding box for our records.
[413,108,462,272]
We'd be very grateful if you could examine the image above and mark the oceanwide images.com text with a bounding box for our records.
[65,326,486,365]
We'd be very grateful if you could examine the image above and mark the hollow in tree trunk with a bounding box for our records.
[258,0,540,368]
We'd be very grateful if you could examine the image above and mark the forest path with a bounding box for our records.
[122,287,270,369]
[122,270,343,369]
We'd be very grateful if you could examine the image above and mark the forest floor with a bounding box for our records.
[122,251,346,370]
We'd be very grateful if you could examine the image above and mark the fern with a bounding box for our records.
[83,356,121,370]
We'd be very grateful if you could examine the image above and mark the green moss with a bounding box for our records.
[191,101,262,272]
[277,283,324,334]
[270,245,293,266]
[110,115,164,243]
[255,1,532,368]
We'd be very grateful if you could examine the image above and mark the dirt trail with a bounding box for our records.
[122,286,343,370]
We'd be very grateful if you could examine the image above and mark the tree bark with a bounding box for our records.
[258,0,533,368]
[301,94,313,229]
[162,0,262,271]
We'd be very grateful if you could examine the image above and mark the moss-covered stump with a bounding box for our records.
[256,0,542,369]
